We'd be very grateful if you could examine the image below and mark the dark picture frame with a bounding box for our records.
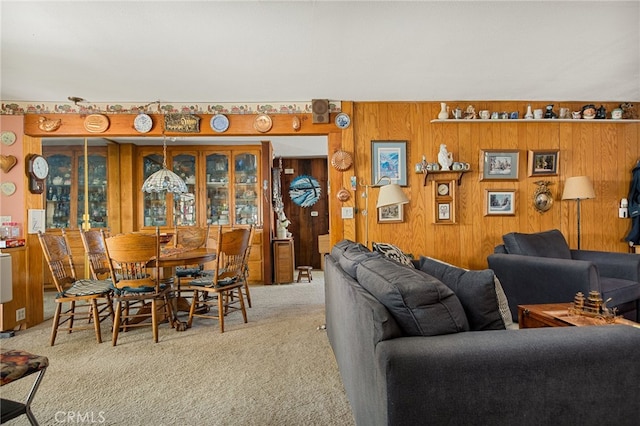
[528,150,559,176]
[371,140,408,186]
[480,150,519,181]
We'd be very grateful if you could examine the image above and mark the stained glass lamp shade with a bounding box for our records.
[141,137,187,194]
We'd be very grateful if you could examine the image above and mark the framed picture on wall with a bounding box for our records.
[484,189,516,216]
[528,150,559,176]
[371,140,408,186]
[480,150,519,181]
[378,203,404,223]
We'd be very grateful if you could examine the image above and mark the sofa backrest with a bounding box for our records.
[502,229,572,259]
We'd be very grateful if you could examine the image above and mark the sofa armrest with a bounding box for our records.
[487,253,600,320]
[571,249,640,281]
[376,326,640,426]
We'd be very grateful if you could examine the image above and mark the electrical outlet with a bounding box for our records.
[16,308,26,322]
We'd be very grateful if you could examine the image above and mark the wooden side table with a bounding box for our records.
[273,238,295,284]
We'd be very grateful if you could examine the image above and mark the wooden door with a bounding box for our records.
[276,158,329,269]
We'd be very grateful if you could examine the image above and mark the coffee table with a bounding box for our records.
[518,303,640,329]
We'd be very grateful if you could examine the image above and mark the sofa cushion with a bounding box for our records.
[502,229,571,259]
[330,239,356,261]
[419,256,505,330]
[372,242,415,267]
[357,256,469,336]
[338,242,380,279]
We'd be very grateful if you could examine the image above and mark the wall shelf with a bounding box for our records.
[430,119,640,123]
[419,170,469,186]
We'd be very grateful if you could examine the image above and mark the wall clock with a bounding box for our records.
[26,153,49,194]
[289,175,322,208]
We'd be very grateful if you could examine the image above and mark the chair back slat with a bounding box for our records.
[103,230,160,290]
[80,228,111,280]
[37,231,78,292]
[174,225,210,250]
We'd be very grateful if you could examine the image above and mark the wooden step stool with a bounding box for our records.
[296,266,313,283]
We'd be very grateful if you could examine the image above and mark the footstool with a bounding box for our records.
[296,266,313,283]
[1,350,49,425]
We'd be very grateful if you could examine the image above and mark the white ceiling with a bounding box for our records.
[2,1,640,156]
[2,1,638,103]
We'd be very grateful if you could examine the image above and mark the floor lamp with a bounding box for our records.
[562,176,595,250]
[360,177,409,248]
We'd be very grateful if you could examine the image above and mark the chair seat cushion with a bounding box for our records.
[62,279,112,297]
[503,229,572,259]
[189,276,238,288]
[1,350,49,386]
[600,277,640,305]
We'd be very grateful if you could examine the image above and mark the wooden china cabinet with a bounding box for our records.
[137,145,265,283]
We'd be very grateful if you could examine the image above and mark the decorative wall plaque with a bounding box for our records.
[83,114,110,133]
[164,113,201,133]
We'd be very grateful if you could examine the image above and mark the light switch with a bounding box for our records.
[342,207,354,219]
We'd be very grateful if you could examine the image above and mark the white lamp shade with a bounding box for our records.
[141,168,188,194]
[562,176,595,200]
[376,183,409,208]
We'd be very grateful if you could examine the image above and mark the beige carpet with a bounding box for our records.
[1,275,355,426]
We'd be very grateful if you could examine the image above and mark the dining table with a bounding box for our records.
[156,246,217,331]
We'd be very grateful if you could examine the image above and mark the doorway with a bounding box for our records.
[274,156,329,269]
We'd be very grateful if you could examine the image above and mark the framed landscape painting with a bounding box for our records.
[480,150,519,181]
[378,203,403,223]
[485,189,516,216]
[371,140,408,186]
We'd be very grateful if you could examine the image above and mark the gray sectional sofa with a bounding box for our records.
[324,240,640,426]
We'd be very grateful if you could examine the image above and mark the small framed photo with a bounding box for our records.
[438,203,451,220]
[371,140,408,186]
[485,189,516,216]
[378,203,404,223]
[480,150,519,181]
[528,150,559,176]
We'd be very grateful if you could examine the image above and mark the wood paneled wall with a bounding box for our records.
[341,102,639,269]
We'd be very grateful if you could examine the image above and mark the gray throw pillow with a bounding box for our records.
[502,229,571,259]
[357,257,469,336]
[330,239,356,261]
[419,256,505,330]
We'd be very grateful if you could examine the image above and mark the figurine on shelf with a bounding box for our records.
[463,105,476,119]
[621,102,637,119]
[595,105,607,119]
[581,104,597,119]
[437,144,453,171]
[544,104,557,119]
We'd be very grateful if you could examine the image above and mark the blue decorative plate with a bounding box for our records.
[210,114,230,133]
[133,113,153,133]
[335,112,351,129]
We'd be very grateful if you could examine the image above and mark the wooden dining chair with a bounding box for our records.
[37,231,114,346]
[102,229,174,345]
[239,225,255,308]
[185,226,250,333]
[173,225,210,284]
[79,228,111,280]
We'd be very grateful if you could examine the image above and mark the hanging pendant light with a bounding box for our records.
[141,136,188,194]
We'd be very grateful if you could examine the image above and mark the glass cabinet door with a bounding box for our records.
[172,153,197,226]
[142,153,167,227]
[78,154,108,228]
[233,152,259,226]
[205,153,230,225]
[45,154,73,228]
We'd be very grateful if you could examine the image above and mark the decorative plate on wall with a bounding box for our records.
[331,150,353,171]
[83,114,110,133]
[336,188,351,202]
[134,113,153,133]
[1,131,16,146]
[1,182,16,196]
[254,114,272,133]
[210,114,230,133]
[289,175,322,208]
[335,112,351,129]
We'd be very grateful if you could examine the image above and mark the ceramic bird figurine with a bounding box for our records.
[38,116,61,132]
